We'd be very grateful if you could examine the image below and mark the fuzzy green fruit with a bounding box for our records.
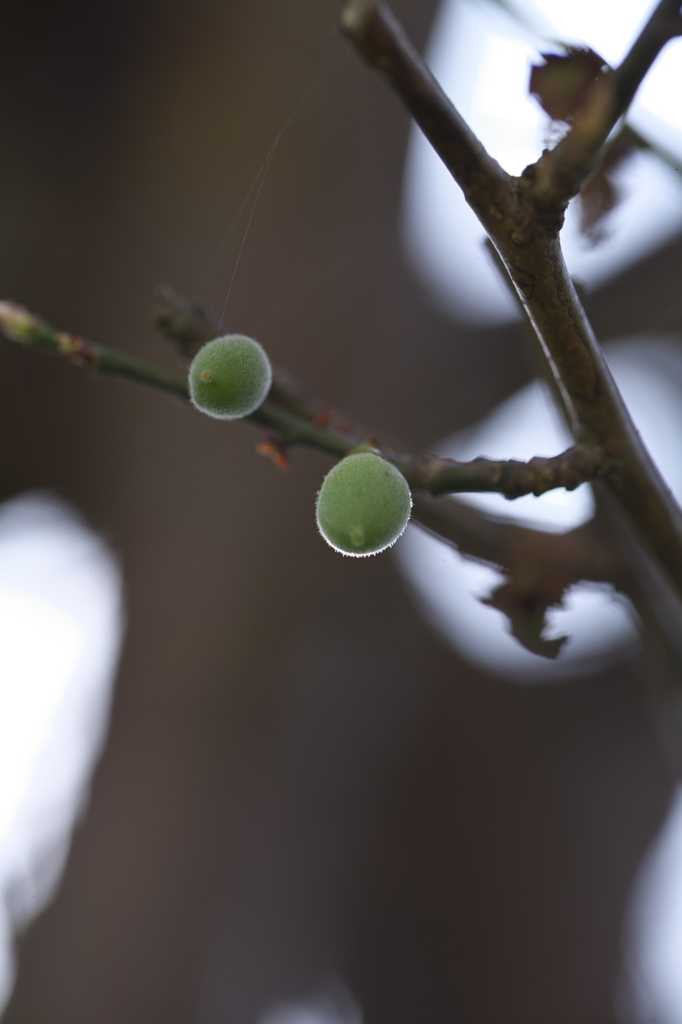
[188,334,272,419]
[316,452,412,557]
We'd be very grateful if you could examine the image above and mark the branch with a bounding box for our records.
[150,288,601,496]
[528,0,682,210]
[0,298,603,500]
[152,285,218,361]
[411,494,626,658]
[339,0,514,236]
[614,0,682,126]
[340,0,682,603]
[0,298,353,451]
[407,444,604,499]
[152,284,330,422]
[411,493,623,584]
[0,300,189,399]
[0,298,639,661]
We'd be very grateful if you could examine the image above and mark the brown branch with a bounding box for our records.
[614,0,682,128]
[340,0,682,603]
[406,443,605,499]
[339,0,514,237]
[529,0,682,211]
[495,234,682,596]
[0,300,644,659]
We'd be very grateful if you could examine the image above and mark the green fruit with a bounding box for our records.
[188,335,272,419]
[315,452,412,557]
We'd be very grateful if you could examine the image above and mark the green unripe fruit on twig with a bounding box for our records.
[316,451,412,557]
[188,334,272,419]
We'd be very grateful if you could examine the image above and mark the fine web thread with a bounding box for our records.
[215,55,343,333]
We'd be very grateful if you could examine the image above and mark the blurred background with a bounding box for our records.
[0,0,681,1021]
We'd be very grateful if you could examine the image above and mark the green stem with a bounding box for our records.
[0,300,189,399]
[0,299,604,500]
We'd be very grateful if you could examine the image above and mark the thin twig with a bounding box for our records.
[152,285,218,361]
[0,300,189,399]
[152,284,329,421]
[0,298,603,500]
[529,0,682,209]
[405,444,605,500]
[615,0,682,135]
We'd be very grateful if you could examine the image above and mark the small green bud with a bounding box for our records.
[188,334,272,419]
[315,451,412,557]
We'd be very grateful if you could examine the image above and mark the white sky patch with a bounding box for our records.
[473,34,540,165]
[402,0,682,324]
[618,787,682,1023]
[258,980,362,1024]
[635,46,682,139]
[395,335,682,682]
[0,592,83,843]
[399,529,639,681]
[527,0,659,66]
[0,493,123,1010]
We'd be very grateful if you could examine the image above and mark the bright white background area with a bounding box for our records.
[0,492,122,1012]
[618,785,682,1022]
[258,980,362,1024]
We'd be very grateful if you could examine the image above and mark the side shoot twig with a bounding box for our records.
[0,298,602,502]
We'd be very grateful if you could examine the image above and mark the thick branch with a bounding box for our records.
[0,299,602,500]
[340,0,682,601]
[339,0,514,234]
[495,235,682,594]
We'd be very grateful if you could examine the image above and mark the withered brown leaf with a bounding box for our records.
[578,129,636,243]
[529,46,607,124]
[482,579,568,660]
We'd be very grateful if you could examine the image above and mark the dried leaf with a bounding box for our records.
[530,47,607,124]
[478,531,574,660]
[578,130,635,243]
[481,578,568,660]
